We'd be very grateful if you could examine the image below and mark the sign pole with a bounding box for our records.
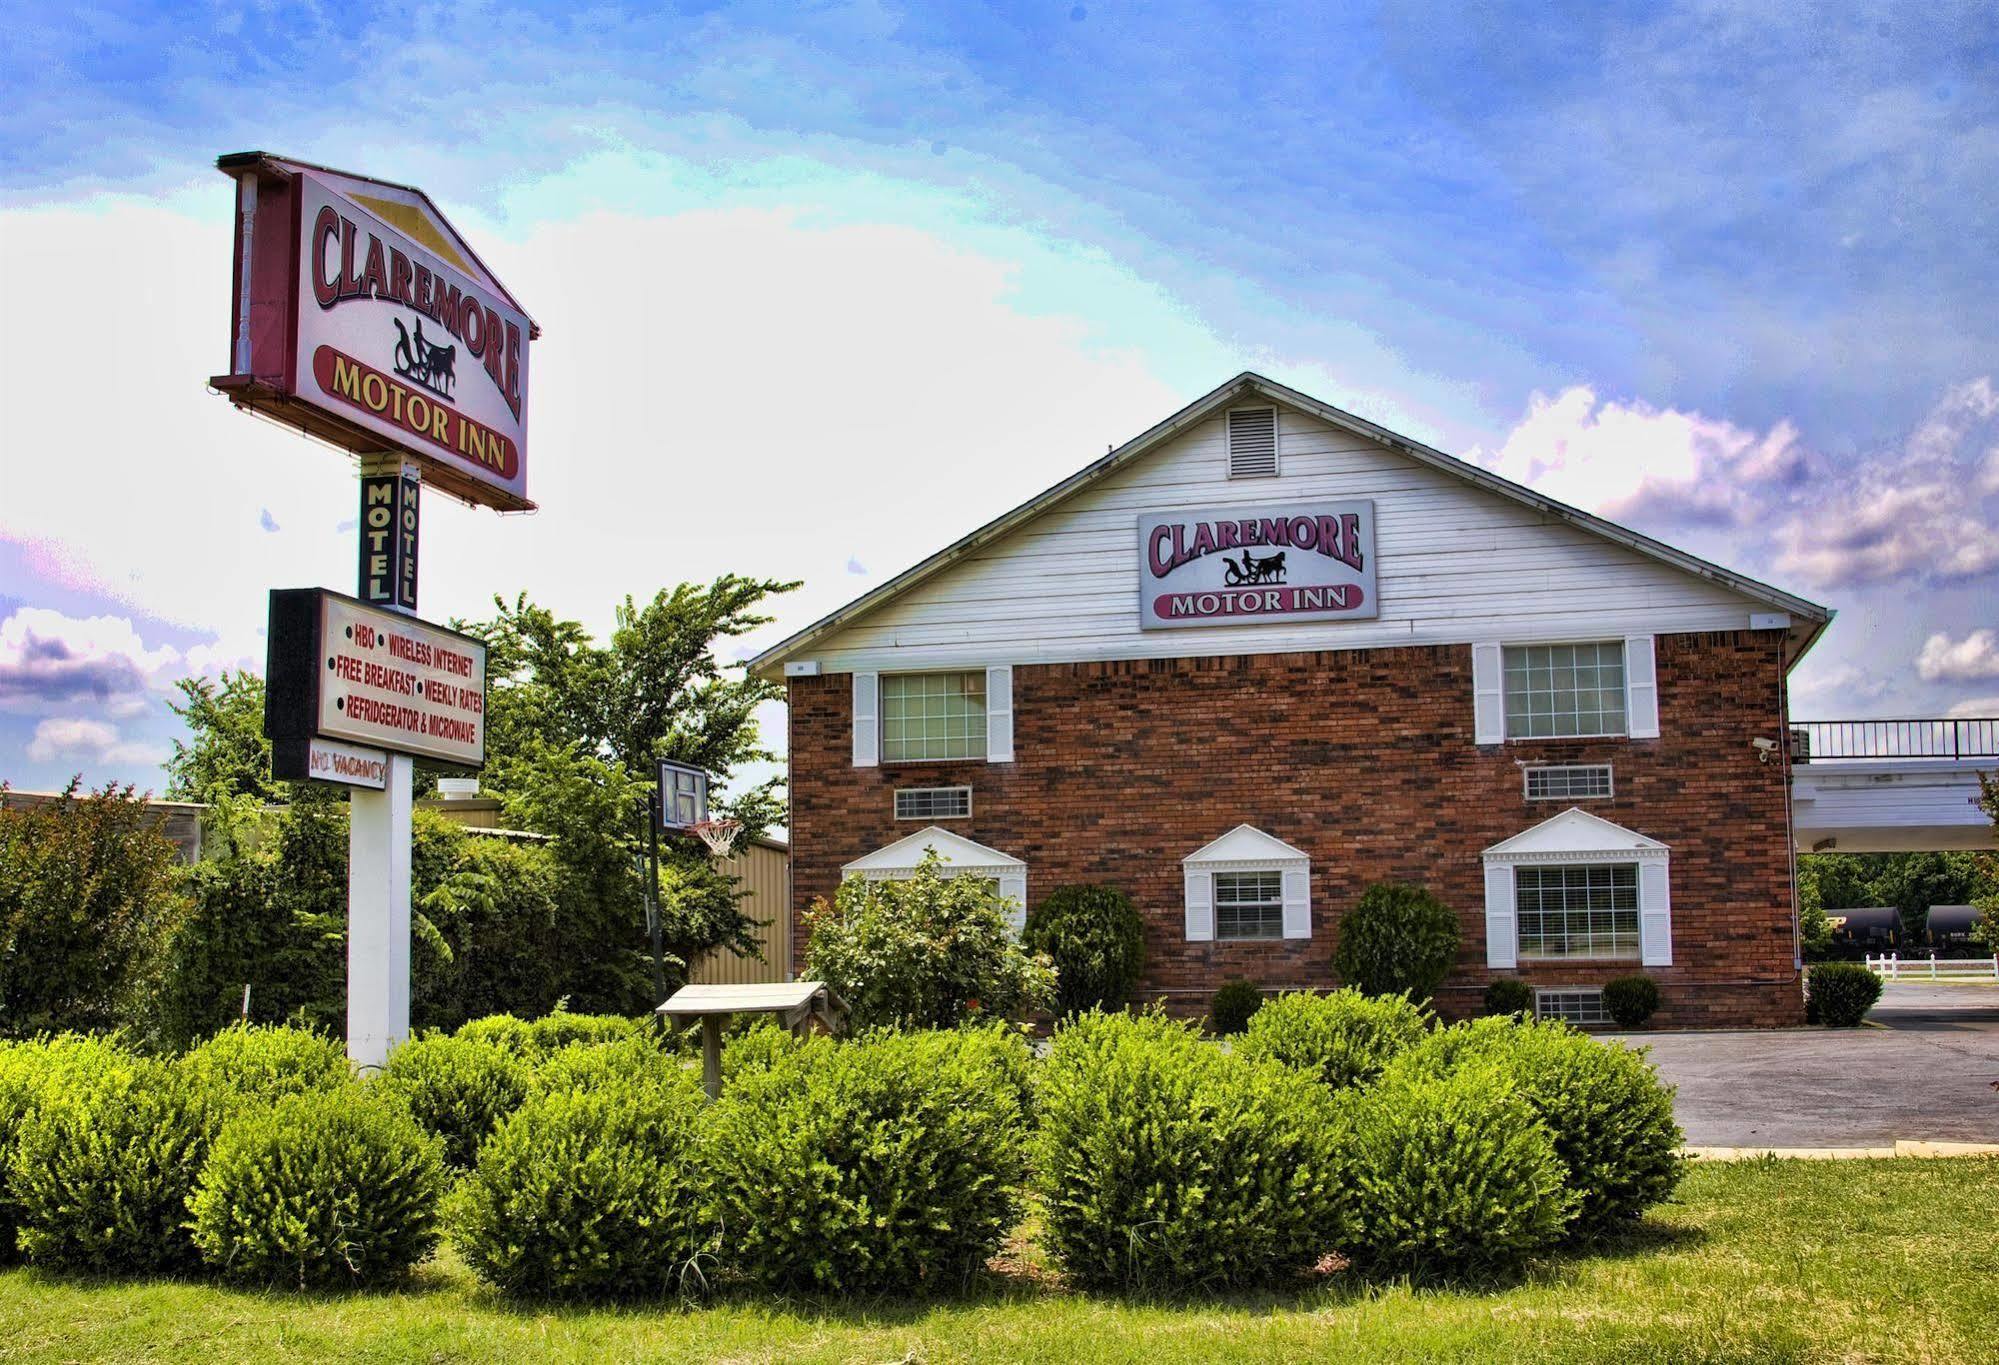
[348,455,420,1071]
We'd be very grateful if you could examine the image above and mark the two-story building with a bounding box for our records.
[749,373,1833,1027]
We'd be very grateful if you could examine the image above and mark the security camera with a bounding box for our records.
[1752,737,1778,763]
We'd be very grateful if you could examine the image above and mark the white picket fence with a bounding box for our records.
[1865,953,1999,981]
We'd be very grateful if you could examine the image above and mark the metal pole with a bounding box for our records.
[646,788,668,1006]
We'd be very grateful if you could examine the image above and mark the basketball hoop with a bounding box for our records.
[689,817,742,858]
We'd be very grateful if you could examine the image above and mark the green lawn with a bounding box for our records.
[0,1157,1993,1364]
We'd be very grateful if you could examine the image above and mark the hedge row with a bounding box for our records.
[0,996,1682,1298]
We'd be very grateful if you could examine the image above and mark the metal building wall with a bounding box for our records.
[688,837,792,984]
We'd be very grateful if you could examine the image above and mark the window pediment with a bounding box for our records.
[1482,807,1667,863]
[1182,823,1309,869]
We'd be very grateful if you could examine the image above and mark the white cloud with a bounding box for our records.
[1788,661,1892,704]
[1916,629,1999,683]
[1470,386,1807,528]
[24,716,161,765]
[1946,696,1999,720]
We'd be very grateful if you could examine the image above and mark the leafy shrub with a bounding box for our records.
[1483,978,1535,1018]
[707,1026,1031,1294]
[1602,975,1661,1029]
[372,1035,533,1168]
[1396,1018,1682,1234]
[720,1020,820,1081]
[528,1011,642,1053]
[189,1090,445,1287]
[12,1057,219,1272]
[455,1014,537,1054]
[454,1078,711,1299]
[1208,979,1264,1036]
[1808,962,1884,1027]
[178,1023,350,1108]
[0,1035,138,1260]
[1237,989,1430,1090]
[1333,882,1461,1001]
[0,782,186,1038]
[1024,884,1146,1016]
[1035,1010,1349,1290]
[1345,1064,1575,1274]
[534,1035,692,1094]
[803,851,1055,1029]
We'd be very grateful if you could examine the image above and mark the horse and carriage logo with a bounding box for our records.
[392,318,457,400]
[1222,549,1287,585]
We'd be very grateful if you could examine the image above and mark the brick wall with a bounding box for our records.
[787,630,1803,1028]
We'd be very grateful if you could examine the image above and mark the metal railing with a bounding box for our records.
[1791,718,1999,762]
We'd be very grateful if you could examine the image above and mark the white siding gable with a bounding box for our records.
[803,403,1776,673]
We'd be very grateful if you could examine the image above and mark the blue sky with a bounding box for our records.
[3,0,1998,793]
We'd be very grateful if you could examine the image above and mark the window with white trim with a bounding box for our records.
[1214,870,1285,940]
[1504,642,1626,739]
[880,672,987,762]
[1535,988,1609,1026]
[1523,764,1614,800]
[1515,863,1640,960]
[893,786,972,820]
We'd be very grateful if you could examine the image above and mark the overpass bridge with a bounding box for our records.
[1790,719,1997,853]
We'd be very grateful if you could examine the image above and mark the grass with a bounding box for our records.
[0,1157,1994,1363]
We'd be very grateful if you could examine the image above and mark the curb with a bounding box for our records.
[1686,1140,1999,1161]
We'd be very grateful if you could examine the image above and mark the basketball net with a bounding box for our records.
[690,817,742,858]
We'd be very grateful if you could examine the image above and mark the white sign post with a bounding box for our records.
[347,749,415,1070]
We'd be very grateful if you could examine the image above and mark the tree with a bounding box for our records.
[165,671,281,803]
[0,782,187,1036]
[1973,775,1999,956]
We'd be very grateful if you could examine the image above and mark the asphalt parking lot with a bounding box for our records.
[1612,983,1999,1148]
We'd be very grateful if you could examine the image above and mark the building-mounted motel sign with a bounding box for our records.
[1138,500,1379,629]
[265,588,488,784]
[210,152,536,512]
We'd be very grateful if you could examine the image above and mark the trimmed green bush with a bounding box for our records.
[1208,979,1264,1036]
[372,1034,533,1168]
[1397,1018,1682,1234]
[1808,962,1884,1027]
[178,1023,350,1108]
[534,1035,693,1094]
[11,1057,219,1272]
[720,1020,821,1082]
[1483,978,1535,1018]
[1333,882,1460,1001]
[1345,1064,1576,1274]
[707,1026,1031,1294]
[1602,975,1661,1029]
[189,1090,445,1287]
[0,1035,139,1260]
[454,1014,537,1053]
[454,1078,712,1299]
[1024,884,1146,1016]
[1237,989,1430,1091]
[527,1011,642,1053]
[1034,1010,1350,1291]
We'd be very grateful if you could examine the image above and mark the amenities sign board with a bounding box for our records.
[266,589,487,770]
[1137,500,1379,629]
[212,152,536,512]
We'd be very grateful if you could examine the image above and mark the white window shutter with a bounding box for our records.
[1639,859,1673,966]
[998,870,1027,936]
[1483,861,1517,968]
[852,672,878,767]
[986,665,1014,763]
[1624,635,1659,739]
[1184,869,1215,942]
[1280,867,1311,939]
[1472,642,1505,744]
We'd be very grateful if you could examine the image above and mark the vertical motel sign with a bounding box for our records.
[211,151,536,1071]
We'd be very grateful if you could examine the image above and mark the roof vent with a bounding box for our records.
[1227,407,1278,478]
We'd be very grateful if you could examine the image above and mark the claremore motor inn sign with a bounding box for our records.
[210,152,535,512]
[1138,500,1379,628]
